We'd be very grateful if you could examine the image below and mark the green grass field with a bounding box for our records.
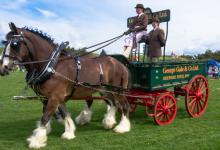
[0,72,220,150]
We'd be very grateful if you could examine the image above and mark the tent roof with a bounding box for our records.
[207,59,220,67]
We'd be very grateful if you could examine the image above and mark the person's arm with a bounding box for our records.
[138,34,149,44]
[130,17,137,29]
[124,17,137,35]
[158,29,166,47]
[131,14,148,32]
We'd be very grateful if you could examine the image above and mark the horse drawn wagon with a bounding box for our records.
[11,8,209,126]
[0,6,210,149]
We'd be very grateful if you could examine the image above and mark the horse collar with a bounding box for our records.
[26,42,69,86]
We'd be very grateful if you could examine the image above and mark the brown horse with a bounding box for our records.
[0,22,131,149]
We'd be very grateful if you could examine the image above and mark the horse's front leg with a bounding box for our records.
[40,101,68,136]
[26,97,75,149]
[27,98,57,149]
[48,103,76,139]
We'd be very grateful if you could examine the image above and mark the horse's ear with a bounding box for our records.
[9,22,18,34]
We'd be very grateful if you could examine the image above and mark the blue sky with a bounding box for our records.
[0,0,220,55]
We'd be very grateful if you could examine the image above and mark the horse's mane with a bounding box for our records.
[22,26,55,45]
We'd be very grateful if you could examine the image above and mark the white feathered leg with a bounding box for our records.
[27,122,48,149]
[75,105,92,125]
[114,114,130,133]
[36,120,51,135]
[61,115,76,140]
[102,105,117,129]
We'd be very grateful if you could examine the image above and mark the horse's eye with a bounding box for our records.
[13,42,17,45]
[11,42,18,47]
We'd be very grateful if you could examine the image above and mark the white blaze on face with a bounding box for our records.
[0,54,3,61]
[2,41,11,67]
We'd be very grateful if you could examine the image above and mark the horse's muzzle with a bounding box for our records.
[0,64,12,76]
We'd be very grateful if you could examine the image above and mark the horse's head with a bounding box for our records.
[0,22,55,76]
[0,22,31,75]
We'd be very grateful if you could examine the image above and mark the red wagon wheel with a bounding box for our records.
[154,93,177,126]
[185,75,209,117]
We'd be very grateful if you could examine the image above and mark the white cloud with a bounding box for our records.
[35,8,57,18]
[0,0,27,10]
[0,10,82,48]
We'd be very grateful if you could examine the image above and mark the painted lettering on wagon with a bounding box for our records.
[163,74,190,81]
[163,65,199,74]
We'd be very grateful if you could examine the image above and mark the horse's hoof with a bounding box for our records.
[27,136,47,149]
[102,117,116,129]
[113,125,130,133]
[27,126,47,149]
[61,132,75,140]
[113,117,130,133]
[75,110,92,125]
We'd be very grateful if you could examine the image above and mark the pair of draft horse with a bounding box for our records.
[0,23,131,148]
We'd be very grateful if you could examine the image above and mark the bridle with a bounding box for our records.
[1,31,36,64]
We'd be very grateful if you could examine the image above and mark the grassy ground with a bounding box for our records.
[0,72,220,150]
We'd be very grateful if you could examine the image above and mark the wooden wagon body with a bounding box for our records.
[109,54,209,125]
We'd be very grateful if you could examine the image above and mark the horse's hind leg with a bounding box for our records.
[113,95,131,133]
[102,94,117,129]
[75,98,93,125]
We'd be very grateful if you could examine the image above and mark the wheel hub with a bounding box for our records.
[163,105,171,114]
[196,91,204,100]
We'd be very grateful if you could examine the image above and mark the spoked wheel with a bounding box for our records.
[185,75,209,117]
[154,93,177,126]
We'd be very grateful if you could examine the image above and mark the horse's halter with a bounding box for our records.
[1,31,32,64]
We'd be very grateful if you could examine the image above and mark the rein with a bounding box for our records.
[12,34,124,66]
[79,34,124,51]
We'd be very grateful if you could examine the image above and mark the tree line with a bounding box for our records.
[181,49,220,61]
